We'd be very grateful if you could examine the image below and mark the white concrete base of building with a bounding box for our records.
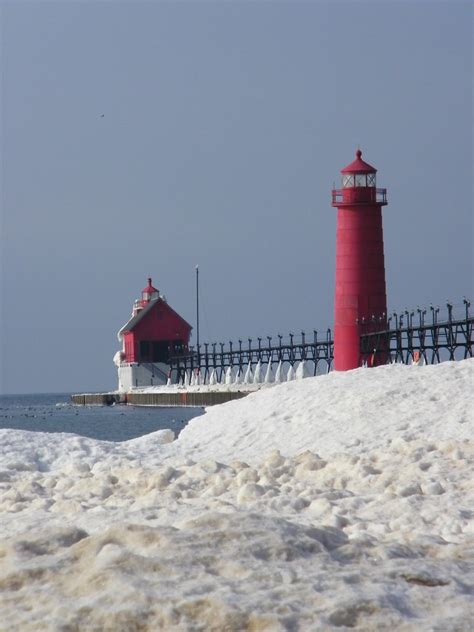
[118,362,170,392]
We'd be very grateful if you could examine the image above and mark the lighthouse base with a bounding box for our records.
[118,362,170,392]
[333,324,361,371]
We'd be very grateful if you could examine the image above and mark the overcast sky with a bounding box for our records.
[1,1,472,394]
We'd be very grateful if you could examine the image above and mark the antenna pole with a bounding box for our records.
[196,265,200,364]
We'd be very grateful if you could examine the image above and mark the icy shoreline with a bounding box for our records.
[1,360,473,630]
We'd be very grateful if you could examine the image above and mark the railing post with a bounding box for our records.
[446,302,455,359]
[417,307,426,327]
[463,298,472,359]
[463,297,471,321]
[447,301,453,323]
[327,328,333,371]
[430,305,439,326]
[220,342,224,365]
[204,343,209,383]
[189,349,194,381]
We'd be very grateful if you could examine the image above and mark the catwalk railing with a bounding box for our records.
[168,299,473,384]
[169,330,334,384]
[360,299,473,365]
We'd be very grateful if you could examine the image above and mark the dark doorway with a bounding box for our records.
[152,341,170,363]
[139,340,184,363]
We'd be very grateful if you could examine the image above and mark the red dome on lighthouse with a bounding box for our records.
[142,277,160,303]
[142,277,159,298]
[341,149,377,174]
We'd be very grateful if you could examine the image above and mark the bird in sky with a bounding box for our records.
[100,114,105,118]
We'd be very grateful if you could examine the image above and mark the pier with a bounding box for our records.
[71,390,250,407]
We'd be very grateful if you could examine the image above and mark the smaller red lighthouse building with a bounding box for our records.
[332,150,388,371]
[115,278,192,390]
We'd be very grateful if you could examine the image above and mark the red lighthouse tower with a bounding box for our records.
[332,150,388,371]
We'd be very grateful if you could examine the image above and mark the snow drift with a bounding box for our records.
[0,360,473,631]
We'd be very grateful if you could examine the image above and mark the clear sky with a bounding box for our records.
[1,1,472,394]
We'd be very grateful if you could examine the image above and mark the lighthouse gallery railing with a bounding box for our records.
[331,188,387,205]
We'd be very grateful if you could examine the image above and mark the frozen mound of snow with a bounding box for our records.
[175,359,473,464]
[0,359,473,630]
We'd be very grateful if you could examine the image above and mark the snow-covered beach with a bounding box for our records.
[1,360,473,630]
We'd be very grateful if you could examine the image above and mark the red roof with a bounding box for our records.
[142,277,159,294]
[341,149,377,174]
[118,296,192,338]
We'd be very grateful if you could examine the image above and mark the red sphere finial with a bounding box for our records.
[147,277,152,286]
[356,148,362,159]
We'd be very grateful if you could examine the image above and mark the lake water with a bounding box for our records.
[0,393,204,442]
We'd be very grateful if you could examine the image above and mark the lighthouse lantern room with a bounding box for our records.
[114,278,192,391]
[332,150,388,371]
